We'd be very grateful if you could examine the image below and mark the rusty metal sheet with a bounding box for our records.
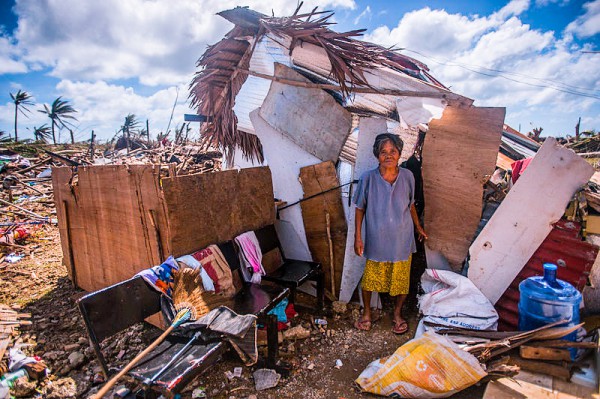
[496,220,598,331]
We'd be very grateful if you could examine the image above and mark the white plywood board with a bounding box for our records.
[259,63,352,162]
[468,138,594,304]
[249,109,319,261]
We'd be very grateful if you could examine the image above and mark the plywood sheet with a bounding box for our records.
[52,165,169,292]
[162,166,275,257]
[299,161,347,298]
[468,138,594,304]
[423,106,505,271]
[259,63,352,162]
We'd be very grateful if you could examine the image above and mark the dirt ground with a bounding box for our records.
[0,226,487,399]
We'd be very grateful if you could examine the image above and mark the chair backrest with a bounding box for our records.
[78,276,162,343]
[254,224,282,257]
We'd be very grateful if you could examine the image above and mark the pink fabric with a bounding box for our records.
[234,231,265,283]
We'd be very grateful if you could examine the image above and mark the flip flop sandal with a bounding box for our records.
[354,318,372,331]
[392,320,408,335]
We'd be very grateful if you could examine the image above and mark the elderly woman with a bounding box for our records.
[353,133,427,334]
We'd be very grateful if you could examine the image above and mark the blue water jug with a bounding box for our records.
[518,263,581,344]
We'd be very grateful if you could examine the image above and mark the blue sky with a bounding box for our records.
[0,0,599,142]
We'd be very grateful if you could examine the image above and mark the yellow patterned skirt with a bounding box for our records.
[361,255,412,296]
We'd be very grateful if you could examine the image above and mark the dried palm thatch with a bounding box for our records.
[189,4,447,163]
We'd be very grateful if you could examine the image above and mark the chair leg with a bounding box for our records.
[266,313,278,368]
[315,271,325,312]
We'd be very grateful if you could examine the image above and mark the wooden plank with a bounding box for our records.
[422,106,505,271]
[52,165,169,291]
[259,63,352,162]
[468,138,594,303]
[520,345,572,361]
[484,376,594,399]
[162,166,275,257]
[586,215,600,235]
[299,161,347,298]
[509,357,572,380]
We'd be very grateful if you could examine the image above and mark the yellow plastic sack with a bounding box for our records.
[356,331,486,398]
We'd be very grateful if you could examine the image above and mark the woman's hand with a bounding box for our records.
[416,226,428,242]
[354,236,364,257]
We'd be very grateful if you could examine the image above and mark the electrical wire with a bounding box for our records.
[403,49,600,100]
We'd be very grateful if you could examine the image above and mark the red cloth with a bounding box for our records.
[285,303,298,320]
[511,158,533,183]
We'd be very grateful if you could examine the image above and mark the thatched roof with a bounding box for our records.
[189,5,452,164]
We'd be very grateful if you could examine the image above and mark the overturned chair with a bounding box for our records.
[78,241,290,398]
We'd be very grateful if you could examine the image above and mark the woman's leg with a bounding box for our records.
[355,288,373,330]
[362,289,372,321]
[392,294,408,334]
[393,294,407,322]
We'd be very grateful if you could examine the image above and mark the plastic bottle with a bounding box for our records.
[0,368,28,388]
[519,263,582,355]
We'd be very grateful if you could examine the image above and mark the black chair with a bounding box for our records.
[78,250,290,396]
[253,224,325,312]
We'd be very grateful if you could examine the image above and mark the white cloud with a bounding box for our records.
[52,80,195,142]
[354,6,371,25]
[535,0,570,7]
[0,34,26,74]
[365,4,600,136]
[12,0,356,86]
[495,0,530,19]
[565,0,600,38]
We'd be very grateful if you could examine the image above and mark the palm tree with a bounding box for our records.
[38,97,78,144]
[10,90,34,142]
[32,124,52,143]
[120,114,140,152]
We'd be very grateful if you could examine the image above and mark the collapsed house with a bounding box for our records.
[187,6,510,306]
[47,6,600,398]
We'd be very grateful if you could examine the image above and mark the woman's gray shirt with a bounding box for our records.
[353,167,416,262]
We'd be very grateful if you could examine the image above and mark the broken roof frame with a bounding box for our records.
[189,5,473,164]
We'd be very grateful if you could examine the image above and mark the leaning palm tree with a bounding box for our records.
[120,113,140,152]
[38,97,78,144]
[10,90,34,142]
[31,124,52,143]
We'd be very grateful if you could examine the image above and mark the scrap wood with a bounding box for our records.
[508,356,573,380]
[464,321,582,362]
[528,339,599,349]
[0,198,46,219]
[42,149,82,166]
[520,345,572,362]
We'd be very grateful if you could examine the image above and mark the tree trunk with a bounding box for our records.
[52,120,56,144]
[14,104,18,142]
[70,129,75,144]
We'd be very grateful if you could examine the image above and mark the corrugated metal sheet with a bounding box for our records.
[495,219,599,331]
[234,34,453,134]
[500,135,537,159]
[235,36,292,133]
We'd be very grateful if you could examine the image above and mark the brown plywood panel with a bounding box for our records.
[299,161,347,298]
[163,166,275,257]
[259,63,352,162]
[422,106,505,271]
[53,165,168,292]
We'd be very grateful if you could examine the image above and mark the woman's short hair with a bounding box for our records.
[373,133,404,158]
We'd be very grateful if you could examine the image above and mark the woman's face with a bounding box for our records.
[378,140,400,168]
